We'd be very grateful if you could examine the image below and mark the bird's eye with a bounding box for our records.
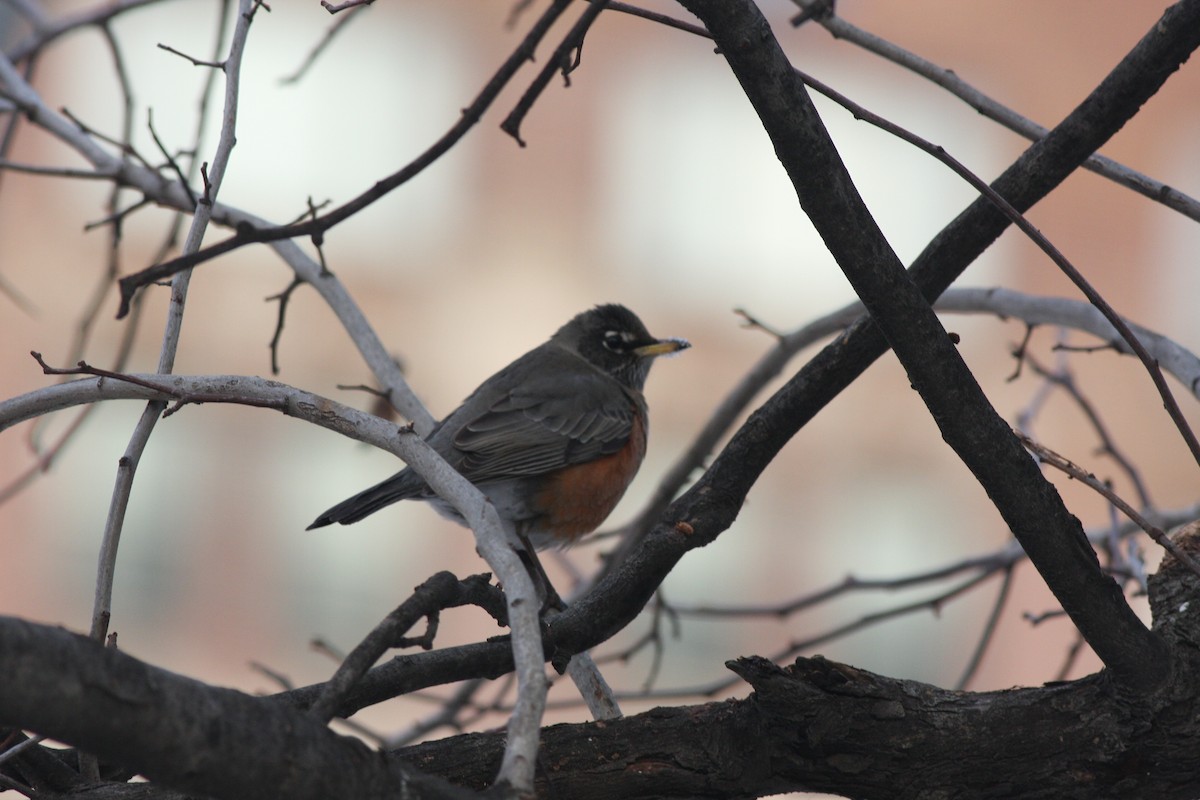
[602,331,627,352]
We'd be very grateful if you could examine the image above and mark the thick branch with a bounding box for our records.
[660,0,1200,692]
[0,617,473,800]
[400,531,1200,799]
[14,557,1200,800]
[397,650,1200,800]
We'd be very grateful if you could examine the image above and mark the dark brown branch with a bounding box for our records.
[10,535,1200,800]
[657,0,1200,693]
[309,572,505,723]
[9,564,1200,800]
[0,617,475,800]
[398,550,1200,799]
[394,538,1200,799]
[266,276,302,375]
[501,1,610,146]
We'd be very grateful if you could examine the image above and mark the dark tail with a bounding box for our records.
[306,472,419,529]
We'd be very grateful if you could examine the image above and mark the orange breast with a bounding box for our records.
[531,412,647,545]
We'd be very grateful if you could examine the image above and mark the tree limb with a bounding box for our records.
[654,0,1200,692]
[9,538,1200,800]
[0,617,474,800]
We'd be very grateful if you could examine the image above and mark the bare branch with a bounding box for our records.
[935,288,1200,397]
[322,0,374,13]
[786,0,1200,224]
[86,0,258,650]
[280,3,365,84]
[1022,351,1154,509]
[0,158,116,179]
[5,0,165,64]
[1018,433,1200,579]
[955,566,1015,690]
[675,0,1198,693]
[0,616,475,800]
[155,42,225,69]
[310,572,504,722]
[501,1,610,146]
[0,13,432,431]
[114,0,579,316]
[613,286,1200,572]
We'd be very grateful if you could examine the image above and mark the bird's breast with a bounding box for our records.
[526,410,647,548]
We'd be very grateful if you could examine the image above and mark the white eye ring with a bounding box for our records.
[602,330,628,352]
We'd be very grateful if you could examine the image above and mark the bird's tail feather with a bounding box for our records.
[306,473,418,530]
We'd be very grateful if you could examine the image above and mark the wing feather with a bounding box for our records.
[452,370,636,483]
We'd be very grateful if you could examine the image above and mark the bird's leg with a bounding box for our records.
[512,530,566,613]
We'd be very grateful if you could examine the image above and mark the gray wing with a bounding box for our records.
[451,369,638,484]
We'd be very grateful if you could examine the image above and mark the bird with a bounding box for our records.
[307,304,689,555]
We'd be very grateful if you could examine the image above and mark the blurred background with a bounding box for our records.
[2,0,1198,753]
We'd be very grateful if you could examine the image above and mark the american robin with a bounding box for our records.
[307,304,689,553]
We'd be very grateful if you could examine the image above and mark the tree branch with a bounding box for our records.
[0,617,474,800]
[114,0,577,316]
[13,544,1200,800]
[397,537,1200,798]
[653,0,1200,692]
[789,0,1200,224]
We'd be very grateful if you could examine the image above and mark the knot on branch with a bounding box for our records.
[728,654,913,710]
[1149,520,1200,647]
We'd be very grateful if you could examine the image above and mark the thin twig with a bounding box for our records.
[1018,433,1200,578]
[1023,352,1153,509]
[0,159,115,179]
[267,277,303,375]
[501,1,610,146]
[280,3,365,84]
[87,0,257,649]
[955,565,1015,690]
[116,0,578,317]
[322,0,374,13]
[785,0,1200,224]
[156,42,225,69]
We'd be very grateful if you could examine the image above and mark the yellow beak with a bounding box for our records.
[635,338,691,358]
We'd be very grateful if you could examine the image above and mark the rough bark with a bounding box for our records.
[6,538,1197,799]
[0,617,473,800]
[400,538,1200,799]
